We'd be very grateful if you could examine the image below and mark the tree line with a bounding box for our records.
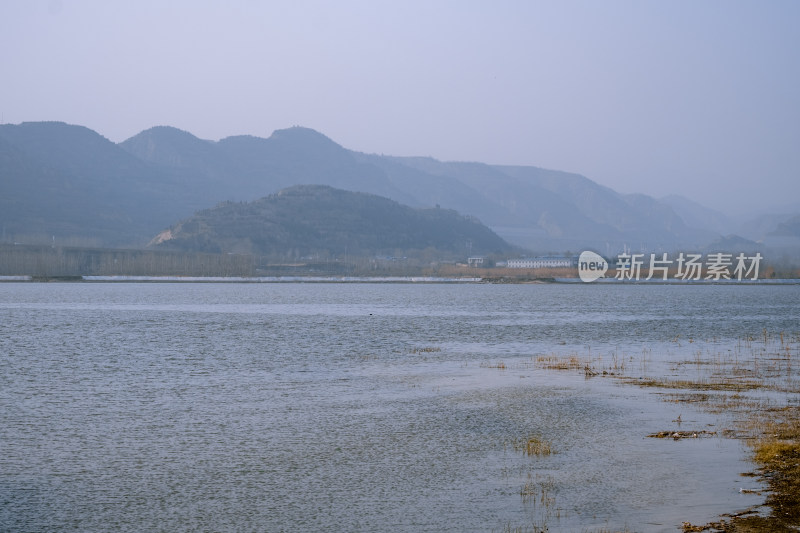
[0,244,254,277]
[0,244,449,278]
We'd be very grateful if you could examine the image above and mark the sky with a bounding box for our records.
[2,0,799,214]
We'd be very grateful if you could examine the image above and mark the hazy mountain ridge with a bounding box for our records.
[152,184,515,259]
[0,122,187,245]
[120,124,737,251]
[1,121,795,255]
[770,215,800,238]
[122,125,423,208]
[393,157,714,250]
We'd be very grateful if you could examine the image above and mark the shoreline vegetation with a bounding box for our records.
[1,244,799,282]
[2,275,799,285]
[517,331,800,532]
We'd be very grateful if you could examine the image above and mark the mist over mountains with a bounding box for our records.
[1,121,797,257]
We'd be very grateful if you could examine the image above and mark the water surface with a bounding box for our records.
[1,283,798,532]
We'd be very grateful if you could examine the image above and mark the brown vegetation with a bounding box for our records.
[436,264,576,280]
[630,334,800,531]
[529,331,800,531]
[510,435,553,457]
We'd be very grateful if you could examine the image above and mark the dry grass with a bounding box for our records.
[498,524,549,533]
[647,430,717,440]
[534,353,587,370]
[410,346,442,354]
[626,377,764,392]
[737,408,800,529]
[511,330,800,531]
[497,330,800,531]
[534,350,639,376]
[437,264,575,281]
[519,474,556,506]
[624,331,800,531]
[687,411,800,531]
[510,435,553,457]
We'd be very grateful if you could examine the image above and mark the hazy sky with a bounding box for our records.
[2,1,798,214]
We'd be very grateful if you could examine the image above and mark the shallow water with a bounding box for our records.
[1,283,798,532]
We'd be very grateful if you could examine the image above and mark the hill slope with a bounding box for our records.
[151,185,515,260]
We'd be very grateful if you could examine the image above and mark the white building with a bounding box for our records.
[506,256,573,269]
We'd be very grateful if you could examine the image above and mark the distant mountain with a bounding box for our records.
[386,158,617,250]
[119,126,235,186]
[734,213,797,242]
[660,195,732,236]
[151,185,515,259]
[121,125,421,207]
[770,214,800,238]
[0,122,185,246]
[2,120,790,255]
[120,124,741,251]
[702,234,763,253]
[391,158,711,251]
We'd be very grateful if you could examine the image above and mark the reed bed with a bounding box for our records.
[510,435,553,457]
[526,330,800,530]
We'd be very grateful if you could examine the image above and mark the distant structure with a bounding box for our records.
[506,256,574,269]
[467,257,485,268]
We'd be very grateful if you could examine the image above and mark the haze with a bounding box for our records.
[2,0,798,214]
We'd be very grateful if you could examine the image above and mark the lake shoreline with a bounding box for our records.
[2,274,799,285]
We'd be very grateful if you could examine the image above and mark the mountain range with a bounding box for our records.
[1,121,798,256]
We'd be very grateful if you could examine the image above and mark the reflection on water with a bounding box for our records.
[1,283,798,531]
